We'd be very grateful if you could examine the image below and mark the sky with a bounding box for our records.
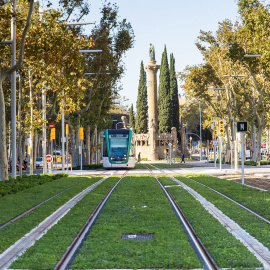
[44,0,253,109]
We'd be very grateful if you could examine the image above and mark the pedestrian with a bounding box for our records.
[138,152,141,163]
[181,153,185,163]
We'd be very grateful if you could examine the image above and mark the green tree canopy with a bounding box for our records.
[135,61,148,133]
[158,46,170,133]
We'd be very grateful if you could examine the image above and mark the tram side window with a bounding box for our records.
[103,137,108,157]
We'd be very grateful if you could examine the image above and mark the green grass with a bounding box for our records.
[158,176,262,269]
[0,173,68,196]
[185,174,270,220]
[0,176,80,225]
[10,176,121,270]
[72,164,103,170]
[152,163,194,168]
[71,176,202,269]
[134,163,148,169]
[174,175,270,251]
[0,176,102,253]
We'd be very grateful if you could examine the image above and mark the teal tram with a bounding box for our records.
[102,129,136,168]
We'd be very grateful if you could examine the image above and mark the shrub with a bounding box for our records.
[72,164,103,170]
[0,174,68,197]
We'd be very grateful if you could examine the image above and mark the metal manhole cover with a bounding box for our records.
[121,233,154,241]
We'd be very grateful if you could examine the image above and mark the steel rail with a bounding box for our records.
[0,187,72,230]
[0,175,106,231]
[147,164,270,268]
[54,171,127,270]
[161,165,270,225]
[144,165,219,270]
[0,175,112,270]
[181,175,270,225]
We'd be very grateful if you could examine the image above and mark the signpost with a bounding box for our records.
[237,121,248,184]
[79,127,84,170]
[168,143,172,165]
[46,155,53,172]
[212,140,217,167]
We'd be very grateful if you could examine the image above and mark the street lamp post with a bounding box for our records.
[194,102,205,161]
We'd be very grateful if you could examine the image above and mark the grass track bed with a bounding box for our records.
[174,175,270,251]
[186,174,270,219]
[158,176,262,269]
[0,176,101,254]
[153,163,194,168]
[71,176,202,269]
[10,176,120,270]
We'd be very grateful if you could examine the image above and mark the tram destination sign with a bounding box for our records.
[237,121,248,132]
[109,134,128,138]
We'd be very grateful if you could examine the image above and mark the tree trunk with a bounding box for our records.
[18,74,22,177]
[257,124,263,162]
[0,76,8,180]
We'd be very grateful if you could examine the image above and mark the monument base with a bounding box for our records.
[149,151,158,161]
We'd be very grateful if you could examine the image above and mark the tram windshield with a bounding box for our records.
[108,132,130,162]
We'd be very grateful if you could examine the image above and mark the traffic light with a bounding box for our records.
[79,127,84,140]
[219,120,225,135]
[214,126,218,135]
[51,128,55,140]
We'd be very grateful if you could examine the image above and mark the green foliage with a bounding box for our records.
[244,160,257,166]
[260,160,270,165]
[73,164,103,170]
[158,46,171,133]
[135,61,148,133]
[0,173,68,197]
[129,103,135,130]
[169,53,179,132]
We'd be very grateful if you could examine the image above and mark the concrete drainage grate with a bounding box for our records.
[121,233,154,241]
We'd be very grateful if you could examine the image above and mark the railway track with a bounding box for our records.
[0,187,72,230]
[0,173,109,232]
[146,163,270,269]
[3,167,270,269]
[0,174,115,270]
[144,165,219,270]
[147,164,270,224]
[54,171,127,270]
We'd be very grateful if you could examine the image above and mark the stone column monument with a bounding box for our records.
[145,44,160,161]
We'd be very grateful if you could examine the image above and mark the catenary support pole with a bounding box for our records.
[42,87,47,174]
[61,89,65,171]
[241,132,245,184]
[11,0,16,178]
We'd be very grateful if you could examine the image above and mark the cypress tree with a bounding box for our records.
[158,46,171,133]
[135,61,148,133]
[169,53,179,132]
[129,103,136,131]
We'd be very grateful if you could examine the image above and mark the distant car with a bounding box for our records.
[36,157,43,167]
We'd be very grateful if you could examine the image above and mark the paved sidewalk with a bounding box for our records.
[55,159,270,178]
